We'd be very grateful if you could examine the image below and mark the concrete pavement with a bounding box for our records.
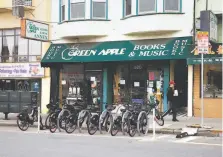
[0,113,222,137]
[0,130,221,157]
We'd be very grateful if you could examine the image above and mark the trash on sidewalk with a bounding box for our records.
[176,127,198,138]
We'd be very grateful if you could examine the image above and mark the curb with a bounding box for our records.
[0,123,221,137]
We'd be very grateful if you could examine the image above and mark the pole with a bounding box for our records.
[37,106,40,133]
[201,53,204,126]
[152,108,156,139]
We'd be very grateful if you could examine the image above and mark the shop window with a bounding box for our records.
[15,36,28,62]
[138,0,156,14]
[124,0,132,16]
[2,30,15,62]
[203,64,222,98]
[28,40,41,62]
[113,64,129,103]
[61,64,84,99]
[163,0,181,12]
[70,0,85,19]
[92,0,106,19]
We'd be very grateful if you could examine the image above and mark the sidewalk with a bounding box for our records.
[0,113,222,137]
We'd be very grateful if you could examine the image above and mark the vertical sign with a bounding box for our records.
[197,31,209,54]
[197,31,209,126]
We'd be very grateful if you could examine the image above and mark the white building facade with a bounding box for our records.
[43,0,195,115]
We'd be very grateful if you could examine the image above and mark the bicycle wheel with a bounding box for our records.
[49,113,57,133]
[45,113,52,129]
[154,109,164,126]
[17,118,29,131]
[128,118,137,137]
[104,114,113,132]
[111,122,120,136]
[138,113,148,134]
[65,114,77,134]
[87,114,98,135]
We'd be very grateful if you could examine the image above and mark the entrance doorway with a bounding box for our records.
[174,60,188,109]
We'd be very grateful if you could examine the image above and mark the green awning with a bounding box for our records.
[187,57,223,64]
[41,36,192,67]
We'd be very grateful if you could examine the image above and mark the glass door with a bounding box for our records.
[146,66,164,111]
[130,64,146,105]
[85,71,102,108]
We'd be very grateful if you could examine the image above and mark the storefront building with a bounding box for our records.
[41,36,192,112]
[187,42,222,118]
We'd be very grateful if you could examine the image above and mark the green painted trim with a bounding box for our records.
[68,0,70,20]
[106,0,108,19]
[90,0,92,19]
[136,0,138,15]
[122,0,125,18]
[59,0,61,23]
[58,19,111,25]
[103,68,108,111]
[163,65,169,111]
[121,12,185,20]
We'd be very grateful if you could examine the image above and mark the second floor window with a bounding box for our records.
[61,0,66,21]
[0,29,42,63]
[124,0,132,16]
[164,0,180,12]
[71,0,85,19]
[92,0,106,19]
[138,0,156,13]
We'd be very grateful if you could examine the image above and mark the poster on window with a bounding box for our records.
[0,63,44,78]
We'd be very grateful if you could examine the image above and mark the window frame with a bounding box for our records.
[163,0,181,13]
[92,1,106,19]
[138,0,156,14]
[124,0,132,17]
[70,0,86,20]
[0,28,42,63]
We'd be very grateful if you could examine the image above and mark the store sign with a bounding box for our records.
[197,31,209,54]
[21,19,49,41]
[187,57,222,65]
[200,10,218,43]
[42,37,192,64]
[0,63,44,78]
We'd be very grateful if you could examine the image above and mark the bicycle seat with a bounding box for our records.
[120,109,126,112]
[107,105,115,111]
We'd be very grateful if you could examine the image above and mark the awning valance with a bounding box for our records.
[41,36,192,67]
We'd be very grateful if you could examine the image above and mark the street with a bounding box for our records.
[0,126,222,157]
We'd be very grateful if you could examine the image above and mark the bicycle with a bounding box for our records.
[98,103,116,134]
[127,103,143,137]
[17,104,43,131]
[64,104,84,134]
[77,105,100,133]
[110,104,127,136]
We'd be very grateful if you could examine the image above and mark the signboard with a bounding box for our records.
[197,31,209,54]
[200,10,218,43]
[0,63,44,78]
[41,37,192,64]
[21,19,49,42]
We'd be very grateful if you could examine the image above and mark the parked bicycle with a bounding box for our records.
[86,106,101,135]
[17,104,43,131]
[110,104,127,136]
[64,103,84,134]
[98,103,115,134]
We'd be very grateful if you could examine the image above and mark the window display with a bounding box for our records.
[203,64,222,98]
